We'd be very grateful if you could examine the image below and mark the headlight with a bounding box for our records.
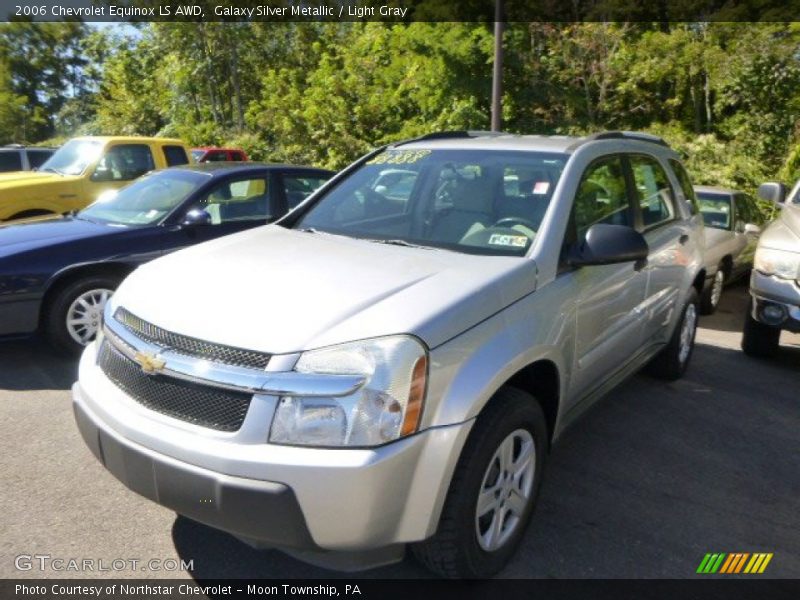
[754,247,800,280]
[269,336,428,448]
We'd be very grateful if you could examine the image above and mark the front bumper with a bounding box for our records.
[73,342,473,553]
[749,271,800,332]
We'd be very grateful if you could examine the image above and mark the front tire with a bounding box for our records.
[646,287,699,380]
[411,386,547,578]
[44,276,118,356]
[741,300,780,358]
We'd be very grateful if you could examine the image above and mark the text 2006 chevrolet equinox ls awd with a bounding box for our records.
[73,131,705,578]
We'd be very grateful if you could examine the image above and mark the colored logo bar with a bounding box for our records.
[697,553,773,574]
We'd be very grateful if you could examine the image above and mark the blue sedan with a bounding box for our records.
[0,162,333,354]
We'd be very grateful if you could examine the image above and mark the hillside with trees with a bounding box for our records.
[2,20,800,196]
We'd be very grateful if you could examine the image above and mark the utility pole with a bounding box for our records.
[491,0,505,132]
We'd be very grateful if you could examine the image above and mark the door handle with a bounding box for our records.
[678,234,689,245]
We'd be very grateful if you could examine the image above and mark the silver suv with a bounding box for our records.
[73,131,705,577]
[742,181,800,356]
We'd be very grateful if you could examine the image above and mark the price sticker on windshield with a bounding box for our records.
[488,234,529,248]
[367,150,431,165]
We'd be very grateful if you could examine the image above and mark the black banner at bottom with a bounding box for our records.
[2,579,799,600]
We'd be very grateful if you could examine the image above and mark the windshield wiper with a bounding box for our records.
[69,210,95,223]
[40,167,66,176]
[363,238,436,250]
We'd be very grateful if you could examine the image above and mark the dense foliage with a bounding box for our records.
[2,20,800,201]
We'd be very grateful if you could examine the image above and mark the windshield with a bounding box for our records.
[294,148,568,256]
[39,139,104,176]
[191,149,205,161]
[697,191,732,230]
[80,169,209,225]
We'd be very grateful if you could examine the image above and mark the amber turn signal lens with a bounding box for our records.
[401,354,427,436]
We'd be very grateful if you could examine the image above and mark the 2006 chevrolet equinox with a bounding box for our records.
[73,131,705,577]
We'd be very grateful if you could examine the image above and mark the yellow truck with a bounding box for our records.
[0,136,192,221]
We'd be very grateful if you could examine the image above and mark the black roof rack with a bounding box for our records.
[392,130,512,147]
[584,131,670,147]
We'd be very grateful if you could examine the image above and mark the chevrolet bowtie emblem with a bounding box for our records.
[133,351,166,374]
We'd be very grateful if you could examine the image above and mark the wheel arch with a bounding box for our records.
[501,359,561,445]
[692,268,706,295]
[719,254,733,276]
[38,262,133,330]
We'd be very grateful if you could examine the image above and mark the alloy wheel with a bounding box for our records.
[66,288,113,346]
[475,429,536,552]
[678,302,698,364]
[710,270,724,308]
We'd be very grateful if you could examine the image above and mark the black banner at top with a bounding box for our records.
[2,0,800,23]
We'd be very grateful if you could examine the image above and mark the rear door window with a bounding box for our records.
[27,149,53,169]
[734,194,751,232]
[163,145,189,166]
[0,151,23,171]
[91,144,155,182]
[630,155,676,229]
[668,159,698,214]
[206,151,228,162]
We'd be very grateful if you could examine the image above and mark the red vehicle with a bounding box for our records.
[191,147,249,163]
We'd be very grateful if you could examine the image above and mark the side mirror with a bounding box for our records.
[181,208,212,227]
[757,182,786,205]
[743,223,761,236]
[568,224,649,267]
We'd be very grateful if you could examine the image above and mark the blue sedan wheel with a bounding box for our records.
[45,275,121,355]
[66,288,113,346]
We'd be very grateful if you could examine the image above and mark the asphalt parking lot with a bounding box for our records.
[1,283,798,580]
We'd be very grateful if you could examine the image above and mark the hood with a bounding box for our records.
[112,226,537,353]
[0,216,116,257]
[0,170,79,190]
[760,203,800,252]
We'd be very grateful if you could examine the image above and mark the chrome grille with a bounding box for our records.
[98,341,252,432]
[113,307,270,370]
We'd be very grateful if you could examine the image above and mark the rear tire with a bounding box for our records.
[411,386,547,578]
[700,267,725,315]
[741,300,780,358]
[44,276,119,356]
[646,287,699,380]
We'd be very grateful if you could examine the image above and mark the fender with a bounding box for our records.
[424,278,575,436]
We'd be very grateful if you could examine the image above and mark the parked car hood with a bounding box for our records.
[0,170,80,191]
[112,225,538,353]
[760,203,800,252]
[0,216,118,257]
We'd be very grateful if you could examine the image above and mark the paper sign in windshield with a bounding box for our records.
[488,234,529,248]
[533,181,550,195]
[367,150,431,165]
